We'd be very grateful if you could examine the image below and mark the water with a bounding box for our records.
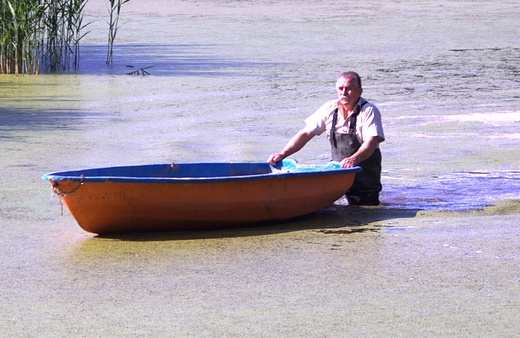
[1,0,520,335]
[384,170,520,210]
[5,1,520,209]
[4,1,519,210]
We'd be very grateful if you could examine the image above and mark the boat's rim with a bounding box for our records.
[42,159,362,184]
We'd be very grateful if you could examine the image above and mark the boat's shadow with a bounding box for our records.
[96,205,421,241]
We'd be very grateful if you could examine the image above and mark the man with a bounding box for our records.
[267,71,385,205]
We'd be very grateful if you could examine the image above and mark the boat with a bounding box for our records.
[42,159,362,234]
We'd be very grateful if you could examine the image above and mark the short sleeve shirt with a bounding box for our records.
[304,97,385,145]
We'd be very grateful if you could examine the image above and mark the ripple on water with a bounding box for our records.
[383,171,520,210]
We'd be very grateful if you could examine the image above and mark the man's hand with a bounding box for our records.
[267,153,285,165]
[339,136,384,168]
[340,156,358,168]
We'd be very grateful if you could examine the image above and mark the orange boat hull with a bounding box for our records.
[44,160,360,234]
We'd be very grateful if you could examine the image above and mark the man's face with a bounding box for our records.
[336,76,362,110]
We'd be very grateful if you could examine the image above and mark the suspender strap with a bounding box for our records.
[331,108,339,148]
[331,101,368,148]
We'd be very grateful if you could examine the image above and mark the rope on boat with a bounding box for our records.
[50,175,85,216]
[51,175,85,197]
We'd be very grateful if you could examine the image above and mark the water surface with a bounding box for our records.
[1,0,519,336]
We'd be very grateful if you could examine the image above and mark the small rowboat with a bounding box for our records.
[42,159,361,234]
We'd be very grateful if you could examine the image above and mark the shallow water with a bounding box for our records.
[2,0,519,209]
[1,0,520,336]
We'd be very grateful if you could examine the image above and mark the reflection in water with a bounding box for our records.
[67,205,420,261]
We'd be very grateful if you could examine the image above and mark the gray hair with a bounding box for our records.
[338,71,362,89]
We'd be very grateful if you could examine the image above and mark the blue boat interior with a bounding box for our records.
[42,159,361,182]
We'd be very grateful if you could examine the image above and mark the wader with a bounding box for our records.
[330,102,382,205]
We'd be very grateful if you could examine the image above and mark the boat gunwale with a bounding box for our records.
[42,160,362,184]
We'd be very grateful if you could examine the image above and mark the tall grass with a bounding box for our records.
[1,0,90,74]
[105,0,130,65]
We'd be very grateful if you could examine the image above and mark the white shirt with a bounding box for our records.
[304,97,385,145]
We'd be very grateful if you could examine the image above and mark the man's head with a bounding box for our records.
[336,72,363,111]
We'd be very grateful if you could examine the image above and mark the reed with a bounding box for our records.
[1,0,89,74]
[105,0,130,64]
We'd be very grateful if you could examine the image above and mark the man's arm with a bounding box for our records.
[267,128,316,165]
[339,136,384,168]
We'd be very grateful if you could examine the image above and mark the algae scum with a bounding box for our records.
[1,0,520,336]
